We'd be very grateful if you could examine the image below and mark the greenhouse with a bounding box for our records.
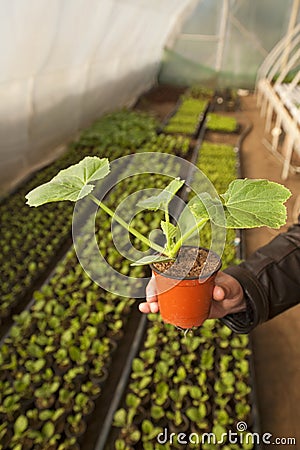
[1,1,300,449]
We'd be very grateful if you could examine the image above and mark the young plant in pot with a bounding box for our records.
[26,156,291,329]
[113,402,141,447]
[34,379,60,410]
[64,412,86,439]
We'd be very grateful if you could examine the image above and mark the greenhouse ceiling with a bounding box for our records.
[0,0,299,194]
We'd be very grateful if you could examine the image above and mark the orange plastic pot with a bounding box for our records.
[151,249,221,329]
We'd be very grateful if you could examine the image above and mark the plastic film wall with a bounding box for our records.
[159,0,300,88]
[0,0,197,195]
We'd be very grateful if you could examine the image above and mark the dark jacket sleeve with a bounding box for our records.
[221,217,300,334]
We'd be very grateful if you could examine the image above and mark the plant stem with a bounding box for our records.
[89,195,168,256]
[164,208,171,252]
[170,218,208,257]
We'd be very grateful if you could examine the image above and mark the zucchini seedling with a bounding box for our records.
[26,156,291,266]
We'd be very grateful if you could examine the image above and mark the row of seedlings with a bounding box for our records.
[161,91,240,138]
[111,141,254,450]
[206,113,239,133]
[136,133,191,158]
[0,110,159,324]
[112,320,251,450]
[0,128,190,449]
[0,175,145,450]
[195,141,253,443]
[187,85,239,133]
[163,97,210,137]
[181,85,240,134]
[185,86,214,101]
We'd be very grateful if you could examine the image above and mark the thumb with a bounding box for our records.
[213,285,226,301]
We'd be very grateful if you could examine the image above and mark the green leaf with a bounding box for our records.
[160,221,177,241]
[174,366,186,382]
[42,421,55,438]
[26,157,110,206]
[156,381,169,398]
[39,410,53,421]
[137,178,184,211]
[139,376,152,390]
[14,415,28,435]
[150,405,165,420]
[27,343,43,359]
[189,193,224,226]
[25,179,93,206]
[126,393,141,409]
[142,419,153,434]
[12,445,22,450]
[54,156,110,183]
[141,419,161,440]
[186,407,200,422]
[130,429,141,443]
[69,346,81,362]
[115,440,126,450]
[160,221,179,252]
[132,358,144,373]
[187,195,210,220]
[216,409,230,425]
[220,179,291,228]
[199,402,207,418]
[212,424,227,441]
[177,198,201,237]
[113,409,126,427]
[131,254,173,266]
[144,443,154,450]
[50,381,60,394]
[190,179,291,229]
[32,358,46,373]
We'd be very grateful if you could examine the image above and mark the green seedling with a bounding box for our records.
[26,156,291,266]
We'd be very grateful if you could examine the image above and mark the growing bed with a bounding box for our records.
[0,87,258,450]
[108,139,255,450]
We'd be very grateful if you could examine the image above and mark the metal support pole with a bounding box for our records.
[271,117,282,153]
[281,134,294,180]
[265,103,274,133]
[215,0,229,72]
[281,0,300,71]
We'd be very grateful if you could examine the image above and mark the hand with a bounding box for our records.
[208,271,246,319]
[138,271,246,319]
[139,275,159,314]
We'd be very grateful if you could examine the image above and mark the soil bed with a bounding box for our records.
[153,247,220,278]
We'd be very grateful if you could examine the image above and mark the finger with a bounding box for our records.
[139,302,151,314]
[146,277,158,302]
[149,302,159,313]
[213,285,226,301]
[139,301,159,314]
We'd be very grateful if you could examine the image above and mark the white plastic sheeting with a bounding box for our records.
[0,0,197,194]
[159,0,300,87]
